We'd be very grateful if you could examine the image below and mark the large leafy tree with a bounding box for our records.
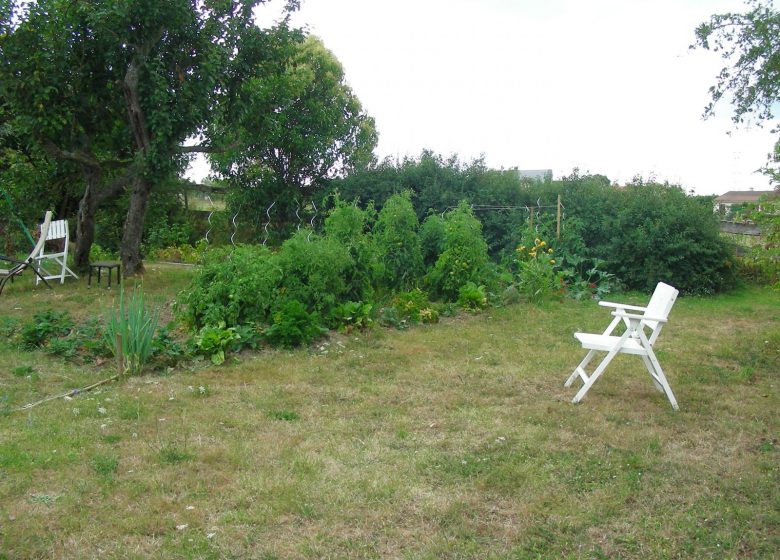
[1,0,302,274]
[693,0,780,182]
[213,35,377,239]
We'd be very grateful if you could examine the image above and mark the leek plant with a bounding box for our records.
[104,286,160,375]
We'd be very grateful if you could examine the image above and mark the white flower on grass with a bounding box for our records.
[198,386,206,394]
[97,407,107,415]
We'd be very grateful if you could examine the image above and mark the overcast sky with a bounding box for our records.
[226,0,778,195]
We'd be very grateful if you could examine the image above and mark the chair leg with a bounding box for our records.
[643,346,679,410]
[565,349,596,387]
[572,348,621,404]
[641,355,665,392]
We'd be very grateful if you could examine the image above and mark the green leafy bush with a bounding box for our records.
[419,214,446,267]
[178,245,282,329]
[323,197,379,301]
[602,184,736,294]
[425,202,492,300]
[264,300,326,348]
[275,230,353,317]
[374,191,424,290]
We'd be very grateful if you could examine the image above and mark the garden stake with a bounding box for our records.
[116,332,124,376]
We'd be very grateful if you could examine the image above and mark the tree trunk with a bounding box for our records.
[73,166,101,271]
[120,174,152,276]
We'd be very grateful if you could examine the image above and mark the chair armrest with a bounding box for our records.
[598,301,647,312]
[611,310,667,323]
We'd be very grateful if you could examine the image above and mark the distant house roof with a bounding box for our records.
[518,169,552,181]
[715,190,776,204]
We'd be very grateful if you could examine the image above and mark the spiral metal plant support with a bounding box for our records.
[228,204,241,259]
[262,200,275,246]
[204,194,215,245]
[295,200,303,232]
[307,199,318,242]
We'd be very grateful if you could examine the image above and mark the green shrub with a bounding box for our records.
[275,230,353,317]
[425,202,492,300]
[323,197,379,301]
[419,214,446,267]
[178,244,282,329]
[603,184,737,295]
[374,191,424,290]
[264,300,326,348]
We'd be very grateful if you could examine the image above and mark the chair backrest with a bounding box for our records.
[27,211,53,262]
[644,282,678,344]
[45,219,69,242]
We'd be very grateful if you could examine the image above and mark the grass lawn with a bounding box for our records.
[0,265,778,559]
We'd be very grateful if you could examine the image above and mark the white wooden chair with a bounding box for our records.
[0,211,54,295]
[33,218,78,285]
[564,282,680,410]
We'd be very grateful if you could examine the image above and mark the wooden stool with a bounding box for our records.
[88,261,121,288]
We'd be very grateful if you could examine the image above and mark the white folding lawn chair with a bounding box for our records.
[33,218,78,285]
[564,282,680,410]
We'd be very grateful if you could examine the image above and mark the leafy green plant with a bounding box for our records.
[515,238,561,305]
[178,244,282,330]
[104,287,160,375]
[559,256,617,300]
[44,317,110,362]
[264,300,326,348]
[323,197,379,301]
[20,310,74,348]
[150,326,188,369]
[457,282,488,311]
[425,202,492,301]
[193,323,241,365]
[388,289,439,326]
[275,231,354,317]
[328,301,374,332]
[0,316,20,338]
[374,191,424,290]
